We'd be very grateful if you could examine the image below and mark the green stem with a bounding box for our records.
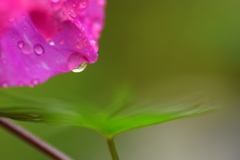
[106,137,119,160]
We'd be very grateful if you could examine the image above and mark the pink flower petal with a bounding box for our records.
[0,0,105,87]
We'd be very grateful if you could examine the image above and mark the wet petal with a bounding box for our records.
[0,0,105,87]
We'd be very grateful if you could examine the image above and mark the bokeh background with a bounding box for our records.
[1,0,240,159]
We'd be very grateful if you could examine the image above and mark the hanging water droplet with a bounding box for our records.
[33,44,44,55]
[18,41,24,49]
[72,61,88,73]
[67,53,89,72]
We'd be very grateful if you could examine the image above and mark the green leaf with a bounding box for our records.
[0,88,211,137]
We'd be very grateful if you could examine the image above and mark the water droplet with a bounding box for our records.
[75,41,84,50]
[72,61,88,72]
[68,10,76,18]
[49,41,55,46]
[22,42,32,54]
[18,41,24,49]
[67,53,89,72]
[33,44,44,55]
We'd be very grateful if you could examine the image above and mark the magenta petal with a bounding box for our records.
[0,0,105,87]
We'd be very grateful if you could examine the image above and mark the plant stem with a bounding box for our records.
[0,118,72,160]
[106,136,119,160]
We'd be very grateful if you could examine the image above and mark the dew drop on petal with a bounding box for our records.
[22,42,32,54]
[49,41,55,46]
[33,44,44,55]
[68,10,76,18]
[18,41,24,49]
[75,41,84,50]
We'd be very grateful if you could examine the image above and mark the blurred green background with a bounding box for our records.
[1,0,240,159]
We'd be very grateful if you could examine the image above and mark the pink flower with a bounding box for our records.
[0,0,105,87]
